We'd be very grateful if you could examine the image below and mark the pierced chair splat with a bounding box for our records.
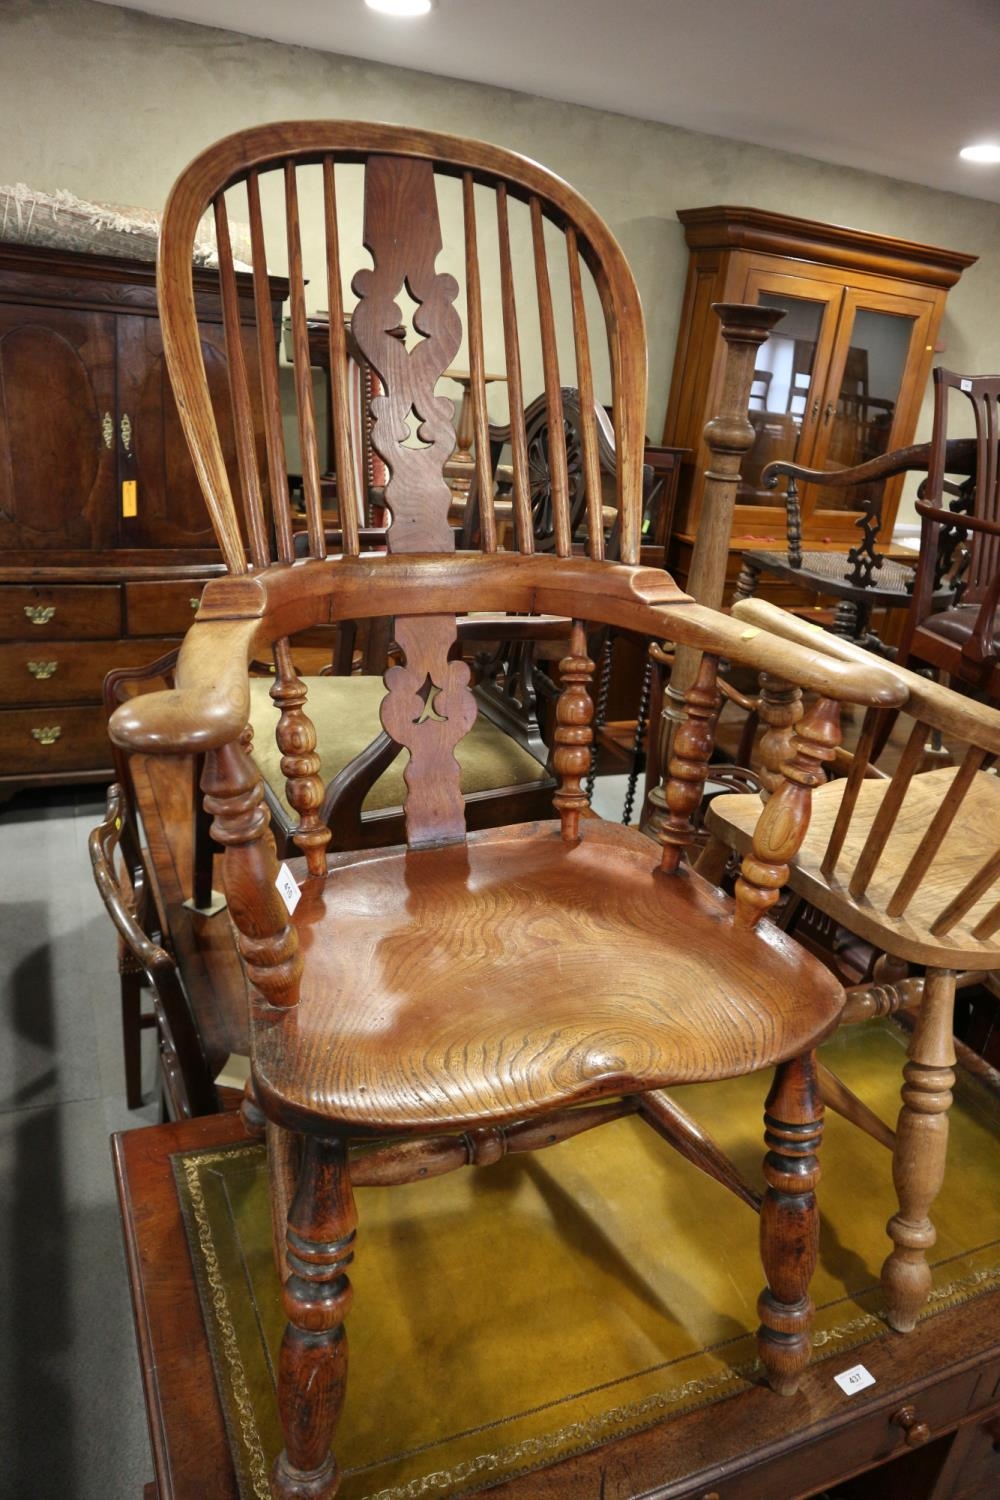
[109,122,908,1500]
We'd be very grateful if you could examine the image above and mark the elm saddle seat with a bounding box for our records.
[107,120,906,1500]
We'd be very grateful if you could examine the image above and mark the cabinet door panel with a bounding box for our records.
[116,317,252,551]
[0,306,117,550]
[803,287,934,525]
[737,270,843,506]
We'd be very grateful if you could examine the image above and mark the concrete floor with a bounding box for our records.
[0,786,158,1500]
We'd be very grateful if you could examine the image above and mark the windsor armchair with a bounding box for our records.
[108,122,906,1498]
[896,369,1000,695]
[700,597,1000,1334]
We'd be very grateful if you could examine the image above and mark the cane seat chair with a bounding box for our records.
[700,596,1000,1335]
[109,122,906,1498]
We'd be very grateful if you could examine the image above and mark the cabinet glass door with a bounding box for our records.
[803,288,933,518]
[738,272,842,506]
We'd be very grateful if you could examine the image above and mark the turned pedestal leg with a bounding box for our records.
[882,967,956,1333]
[272,1136,356,1500]
[757,1052,823,1396]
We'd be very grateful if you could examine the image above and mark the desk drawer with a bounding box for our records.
[0,639,182,706]
[0,704,112,774]
[126,580,206,636]
[0,585,121,641]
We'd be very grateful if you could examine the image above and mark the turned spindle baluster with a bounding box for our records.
[735,697,841,928]
[756,674,804,796]
[270,639,331,877]
[201,738,302,1009]
[882,967,957,1333]
[272,1136,356,1500]
[553,621,594,842]
[757,1052,824,1395]
[658,652,720,874]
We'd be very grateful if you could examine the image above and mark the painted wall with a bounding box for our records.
[3,0,1000,521]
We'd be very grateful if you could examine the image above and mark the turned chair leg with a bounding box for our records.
[882,967,956,1333]
[757,1052,823,1396]
[272,1136,356,1500]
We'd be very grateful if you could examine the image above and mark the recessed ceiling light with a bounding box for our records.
[959,143,1000,164]
[365,0,433,16]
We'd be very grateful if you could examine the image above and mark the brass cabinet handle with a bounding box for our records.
[24,605,56,625]
[27,660,58,680]
[810,399,820,419]
[31,725,62,745]
[823,400,835,424]
[101,411,114,449]
[892,1404,931,1447]
[121,412,133,455]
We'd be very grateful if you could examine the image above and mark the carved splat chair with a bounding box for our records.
[700,597,1000,1334]
[108,123,907,1498]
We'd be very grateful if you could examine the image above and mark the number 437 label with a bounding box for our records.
[834,1363,876,1395]
[275,863,301,916]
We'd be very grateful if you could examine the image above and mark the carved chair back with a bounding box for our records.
[157,123,646,857]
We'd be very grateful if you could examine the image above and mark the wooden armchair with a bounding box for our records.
[895,369,1000,696]
[699,597,1000,1335]
[108,122,906,1498]
[734,436,978,651]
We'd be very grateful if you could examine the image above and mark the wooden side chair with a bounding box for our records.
[895,369,1000,696]
[109,122,906,1498]
[734,436,978,651]
[699,597,1000,1335]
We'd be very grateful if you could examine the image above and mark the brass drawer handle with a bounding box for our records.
[190,596,201,611]
[27,660,58,680]
[892,1404,931,1447]
[24,605,56,625]
[102,411,114,449]
[31,725,62,746]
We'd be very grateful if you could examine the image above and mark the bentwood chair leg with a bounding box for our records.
[882,967,957,1333]
[757,1051,823,1395]
[272,1136,356,1500]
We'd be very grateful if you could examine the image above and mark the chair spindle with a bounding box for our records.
[284,162,326,561]
[530,196,570,557]
[212,193,270,571]
[496,184,532,553]
[246,171,293,565]
[848,721,929,900]
[322,158,360,557]
[886,745,986,918]
[566,228,604,562]
[553,620,594,842]
[821,706,880,878]
[462,172,496,552]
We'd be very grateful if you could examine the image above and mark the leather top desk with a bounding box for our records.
[114,1109,1000,1500]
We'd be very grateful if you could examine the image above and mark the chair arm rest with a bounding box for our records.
[761,437,978,493]
[732,597,1000,753]
[88,785,172,973]
[107,617,259,755]
[916,499,1000,538]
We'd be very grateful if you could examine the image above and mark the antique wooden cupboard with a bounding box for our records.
[0,245,284,798]
[662,206,977,600]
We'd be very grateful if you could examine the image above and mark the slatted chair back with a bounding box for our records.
[925,369,1000,602]
[157,122,647,861]
[157,122,646,574]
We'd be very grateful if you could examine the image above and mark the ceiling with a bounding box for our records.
[96,0,1000,205]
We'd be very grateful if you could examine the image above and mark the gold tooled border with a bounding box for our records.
[174,1142,1000,1500]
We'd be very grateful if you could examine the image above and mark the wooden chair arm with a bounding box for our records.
[761,437,978,493]
[915,499,1000,538]
[731,597,1000,753]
